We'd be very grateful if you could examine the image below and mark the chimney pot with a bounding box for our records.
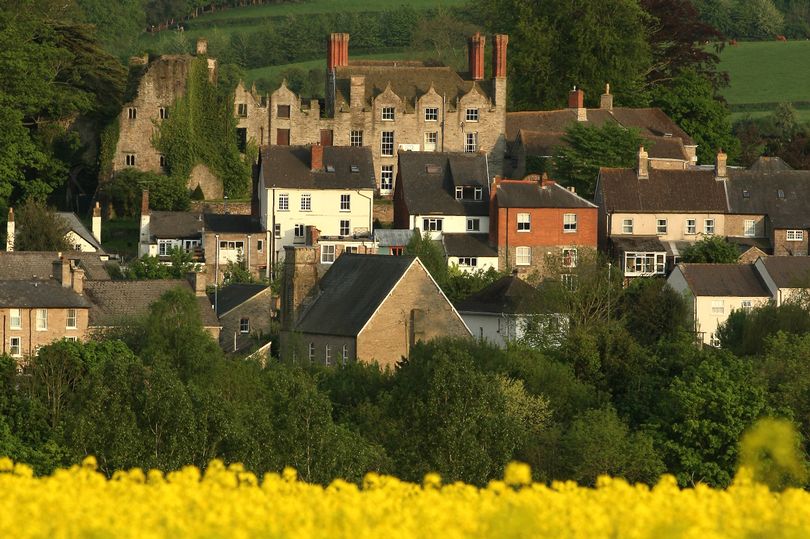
[468,32,485,81]
[307,225,320,247]
[310,144,324,172]
[600,83,613,111]
[141,190,150,215]
[492,34,509,78]
[715,149,728,179]
[92,202,102,244]
[6,207,14,252]
[60,256,71,288]
[327,32,350,71]
[637,146,649,179]
[569,87,587,121]
[72,268,85,295]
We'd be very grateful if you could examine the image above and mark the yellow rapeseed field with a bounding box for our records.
[0,456,808,538]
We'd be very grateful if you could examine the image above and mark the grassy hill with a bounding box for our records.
[719,40,810,122]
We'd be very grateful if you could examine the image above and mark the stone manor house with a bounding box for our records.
[112,32,509,197]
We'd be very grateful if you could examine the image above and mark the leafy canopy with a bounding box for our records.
[680,235,739,263]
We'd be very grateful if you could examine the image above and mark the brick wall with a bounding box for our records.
[203,230,269,281]
[774,228,809,256]
[1,307,89,360]
[725,214,766,239]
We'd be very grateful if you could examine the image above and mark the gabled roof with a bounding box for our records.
[260,146,375,190]
[442,233,497,257]
[150,211,203,240]
[0,252,111,281]
[57,213,104,253]
[213,283,270,316]
[495,180,596,209]
[295,254,417,336]
[0,281,91,308]
[727,157,810,229]
[677,263,771,297]
[333,63,490,110]
[598,168,727,213]
[397,152,489,216]
[84,280,219,328]
[455,275,539,314]
[759,256,810,288]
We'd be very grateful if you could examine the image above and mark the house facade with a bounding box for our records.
[213,283,273,354]
[754,256,810,305]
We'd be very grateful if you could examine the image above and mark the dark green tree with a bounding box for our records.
[13,199,71,252]
[680,235,739,263]
[620,278,689,346]
[405,230,447,287]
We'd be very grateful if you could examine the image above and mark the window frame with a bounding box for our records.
[458,257,478,268]
[237,103,248,117]
[424,131,437,151]
[564,213,578,233]
[464,132,478,153]
[741,300,753,313]
[321,244,336,264]
[656,218,668,235]
[300,194,312,212]
[455,186,463,200]
[274,223,281,239]
[308,342,315,362]
[278,193,289,211]
[125,153,136,167]
[294,224,305,241]
[277,104,290,118]
[743,219,756,237]
[624,252,666,276]
[381,106,395,121]
[239,318,250,334]
[711,300,724,315]
[786,229,805,241]
[424,107,438,122]
[350,130,363,147]
[704,218,715,235]
[622,219,633,234]
[66,308,77,330]
[9,337,21,357]
[341,344,349,365]
[517,213,531,232]
[685,219,696,235]
[562,248,578,268]
[466,218,480,232]
[9,309,20,330]
[127,107,137,119]
[339,220,350,236]
[340,194,351,212]
[35,309,47,331]
[465,108,479,122]
[516,246,531,266]
[422,218,443,232]
[380,165,394,193]
[381,131,395,157]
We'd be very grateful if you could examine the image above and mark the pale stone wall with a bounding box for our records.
[725,214,767,238]
[234,82,269,147]
[218,290,272,354]
[2,307,89,359]
[188,164,223,200]
[774,228,809,256]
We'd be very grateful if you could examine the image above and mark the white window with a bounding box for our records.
[381,131,394,156]
[624,252,666,275]
[458,257,478,267]
[455,186,463,200]
[622,219,633,234]
[341,344,349,365]
[562,248,577,268]
[274,223,281,238]
[464,132,478,153]
[127,107,136,119]
[308,342,315,362]
[65,336,78,343]
[657,219,668,235]
[423,218,443,232]
[339,220,350,236]
[321,245,336,264]
[240,318,249,333]
[704,219,715,235]
[517,213,531,232]
[561,274,578,291]
[425,107,438,121]
[294,224,305,240]
[36,309,47,331]
[564,213,577,232]
[340,194,351,211]
[424,132,437,152]
[125,154,136,166]
[300,194,311,211]
[381,106,395,121]
[345,246,358,254]
[159,107,169,120]
[66,309,77,330]
[237,103,247,117]
[219,241,245,251]
[712,300,724,315]
[278,193,289,211]
[686,219,696,235]
[380,165,394,193]
[516,246,531,266]
[325,344,332,365]
[466,108,479,122]
[741,300,753,313]
[9,309,20,330]
[787,230,804,241]
[710,334,721,347]
[474,187,483,200]
[158,240,173,256]
[466,218,480,231]
[9,337,21,357]
[744,220,756,237]
[350,130,363,147]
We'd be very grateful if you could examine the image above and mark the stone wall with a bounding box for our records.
[188,164,223,200]
[774,228,809,256]
[2,307,89,359]
[218,289,273,354]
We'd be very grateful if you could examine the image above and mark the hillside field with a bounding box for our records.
[719,40,810,122]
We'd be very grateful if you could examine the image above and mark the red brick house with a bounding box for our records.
[489,175,597,279]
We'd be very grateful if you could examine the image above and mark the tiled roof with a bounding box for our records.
[442,233,497,257]
[213,283,270,316]
[495,180,596,209]
[57,213,104,252]
[150,211,203,239]
[84,280,219,328]
[727,157,810,229]
[374,229,414,248]
[609,108,694,145]
[455,275,540,314]
[0,280,91,308]
[610,236,668,253]
[397,152,490,217]
[760,256,810,288]
[203,214,263,234]
[295,254,416,337]
[598,168,727,213]
[260,146,375,190]
[678,263,771,297]
[0,252,111,281]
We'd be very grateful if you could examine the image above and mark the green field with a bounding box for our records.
[720,40,810,122]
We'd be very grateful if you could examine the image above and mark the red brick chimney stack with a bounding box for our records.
[311,144,324,171]
[141,190,150,215]
[468,32,485,81]
[568,87,584,109]
[492,34,509,78]
[327,33,350,72]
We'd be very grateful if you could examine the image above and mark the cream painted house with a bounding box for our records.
[754,256,810,306]
[258,145,376,266]
[667,263,771,346]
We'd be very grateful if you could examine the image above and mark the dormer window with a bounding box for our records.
[454,185,485,201]
[350,165,359,173]
[425,164,441,174]
[455,186,463,200]
[778,189,785,199]
[381,106,395,121]
[326,165,335,173]
[742,189,750,198]
[474,187,482,200]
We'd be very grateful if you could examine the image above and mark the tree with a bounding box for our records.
[443,266,505,303]
[124,249,195,280]
[409,8,479,70]
[620,277,689,346]
[733,0,785,39]
[552,122,644,198]
[718,302,810,357]
[475,0,652,109]
[405,230,447,287]
[680,235,739,263]
[13,199,71,252]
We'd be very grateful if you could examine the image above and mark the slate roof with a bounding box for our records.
[84,280,219,328]
[260,145,375,190]
[442,233,497,257]
[759,257,810,288]
[295,254,417,336]
[495,180,596,209]
[213,283,270,316]
[0,252,111,281]
[598,168,728,213]
[203,214,263,234]
[455,275,540,314]
[57,213,104,253]
[150,211,203,239]
[374,229,414,248]
[397,152,490,217]
[333,63,489,110]
[0,281,92,308]
[677,264,771,297]
[727,157,810,229]
[611,236,668,253]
